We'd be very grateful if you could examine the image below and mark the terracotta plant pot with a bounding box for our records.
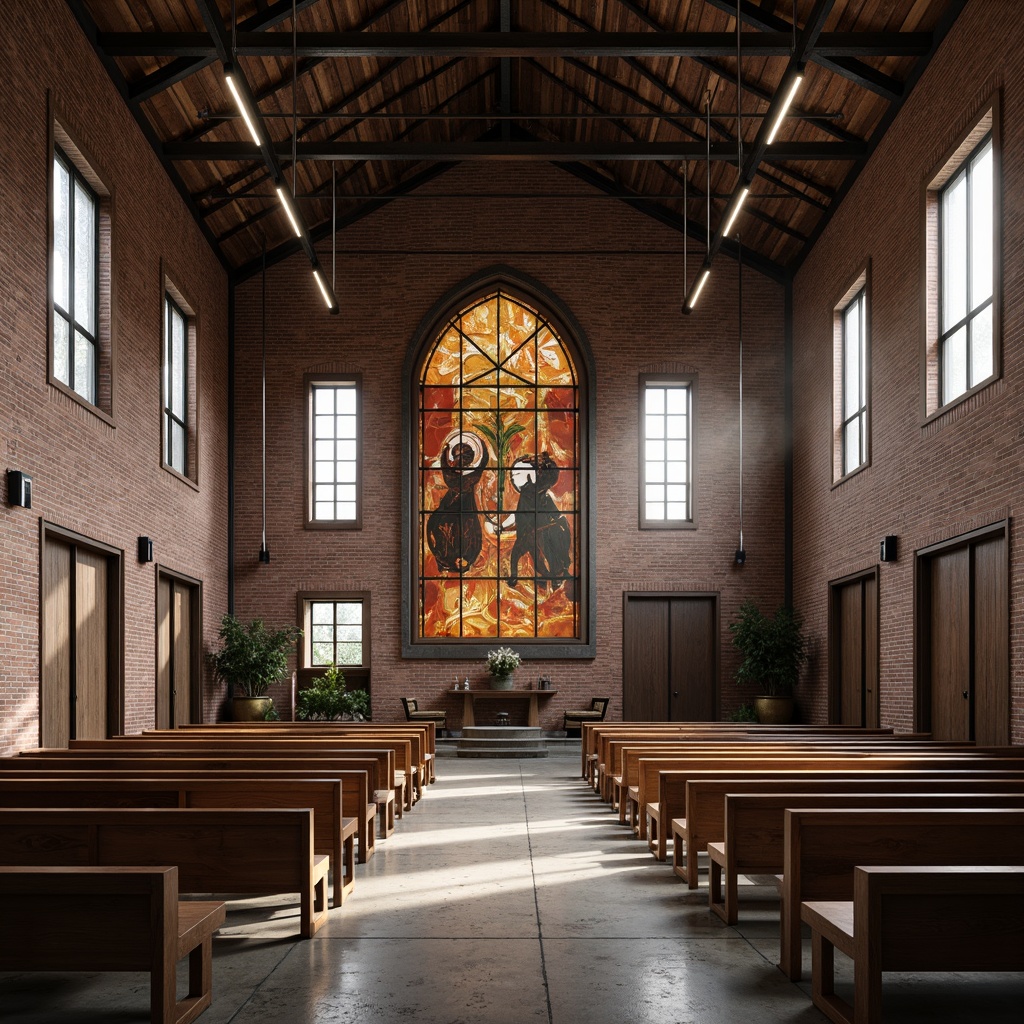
[232,696,273,721]
[754,695,795,724]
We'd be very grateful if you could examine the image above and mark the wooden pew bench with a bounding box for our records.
[780,807,1024,981]
[0,865,225,1024]
[705,786,1024,924]
[0,807,341,936]
[802,865,1024,1024]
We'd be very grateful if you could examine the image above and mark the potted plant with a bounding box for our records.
[485,646,521,690]
[296,664,372,721]
[728,599,807,724]
[210,613,301,721]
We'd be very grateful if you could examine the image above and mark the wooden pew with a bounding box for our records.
[0,865,225,1024]
[648,756,1024,871]
[0,775,365,890]
[15,749,392,840]
[802,865,1024,1024]
[0,807,341,935]
[707,786,1024,923]
[780,807,1024,980]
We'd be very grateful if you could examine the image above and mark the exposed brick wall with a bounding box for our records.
[0,1,229,756]
[791,0,1024,742]
[232,161,787,729]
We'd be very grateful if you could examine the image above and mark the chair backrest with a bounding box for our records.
[400,698,418,719]
[591,698,610,719]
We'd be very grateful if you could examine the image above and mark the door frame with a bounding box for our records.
[622,590,721,720]
[155,565,204,727]
[913,518,1009,736]
[39,521,124,742]
[827,566,879,726]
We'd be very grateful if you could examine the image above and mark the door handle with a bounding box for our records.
[962,690,969,700]
[673,691,679,698]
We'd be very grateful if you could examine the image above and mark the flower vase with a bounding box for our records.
[489,673,515,691]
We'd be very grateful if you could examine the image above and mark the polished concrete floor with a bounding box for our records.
[3,751,1022,1023]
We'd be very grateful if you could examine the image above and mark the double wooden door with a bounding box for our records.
[156,572,201,728]
[829,569,879,727]
[916,524,1008,744]
[623,593,718,721]
[41,528,121,747]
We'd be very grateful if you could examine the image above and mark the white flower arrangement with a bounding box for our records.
[486,646,521,678]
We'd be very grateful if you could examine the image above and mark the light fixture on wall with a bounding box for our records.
[6,470,32,508]
[879,535,898,562]
[137,536,154,563]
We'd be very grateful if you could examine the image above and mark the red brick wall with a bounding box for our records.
[791,0,1024,741]
[232,161,787,728]
[0,1,230,756]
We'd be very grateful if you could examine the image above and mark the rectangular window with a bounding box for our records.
[307,378,361,527]
[53,147,99,406]
[939,135,994,406]
[164,295,188,475]
[298,591,371,692]
[841,289,867,476]
[640,376,694,528]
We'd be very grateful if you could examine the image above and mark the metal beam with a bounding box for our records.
[98,29,932,59]
[166,140,868,161]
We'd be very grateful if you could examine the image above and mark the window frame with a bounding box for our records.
[638,374,697,530]
[160,269,199,488]
[48,108,115,426]
[304,375,363,530]
[296,591,371,692]
[923,95,1001,421]
[832,265,871,485]
[164,294,188,476]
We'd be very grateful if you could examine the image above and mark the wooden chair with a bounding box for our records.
[401,697,447,737]
[563,697,609,736]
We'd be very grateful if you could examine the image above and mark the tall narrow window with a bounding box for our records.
[939,135,994,406]
[841,290,867,476]
[640,377,694,527]
[53,147,98,406]
[307,379,361,527]
[164,295,187,475]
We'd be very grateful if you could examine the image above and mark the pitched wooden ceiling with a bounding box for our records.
[68,0,968,285]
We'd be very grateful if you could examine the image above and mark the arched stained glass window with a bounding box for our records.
[415,289,584,644]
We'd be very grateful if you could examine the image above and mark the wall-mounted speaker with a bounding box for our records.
[7,470,32,509]
[879,535,897,562]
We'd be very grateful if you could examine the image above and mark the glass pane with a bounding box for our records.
[337,643,362,665]
[315,501,333,519]
[665,440,687,462]
[644,387,664,415]
[53,312,70,385]
[336,625,361,643]
[665,415,686,439]
[645,461,665,483]
[645,414,664,439]
[970,140,993,307]
[942,325,968,405]
[665,461,687,484]
[336,461,357,483]
[336,484,356,504]
[666,484,687,504]
[171,422,185,473]
[941,172,967,330]
[646,483,664,503]
[314,414,334,439]
[74,181,96,335]
[336,603,362,625]
[335,387,356,415]
[645,439,664,462]
[665,387,688,415]
[336,414,357,439]
[645,502,665,521]
[843,298,862,415]
[666,502,687,520]
[314,439,334,462]
[315,484,333,503]
[172,308,185,418]
[311,603,333,624]
[74,330,95,403]
[314,460,335,483]
[314,388,334,415]
[970,303,993,385]
[337,501,357,520]
[844,418,861,475]
[336,440,356,462]
[312,624,334,643]
[53,158,70,310]
[311,642,334,665]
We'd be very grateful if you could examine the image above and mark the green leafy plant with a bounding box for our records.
[209,614,301,697]
[486,646,521,678]
[296,664,371,721]
[727,702,759,723]
[728,600,807,697]
[339,688,371,720]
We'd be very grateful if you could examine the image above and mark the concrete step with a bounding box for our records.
[455,725,550,758]
[458,747,549,758]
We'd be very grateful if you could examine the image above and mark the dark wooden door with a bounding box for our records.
[623,593,718,721]
[157,573,200,729]
[41,531,120,747]
[829,570,878,727]
[918,525,1008,745]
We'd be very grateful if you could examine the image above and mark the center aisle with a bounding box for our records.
[225,754,820,1024]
